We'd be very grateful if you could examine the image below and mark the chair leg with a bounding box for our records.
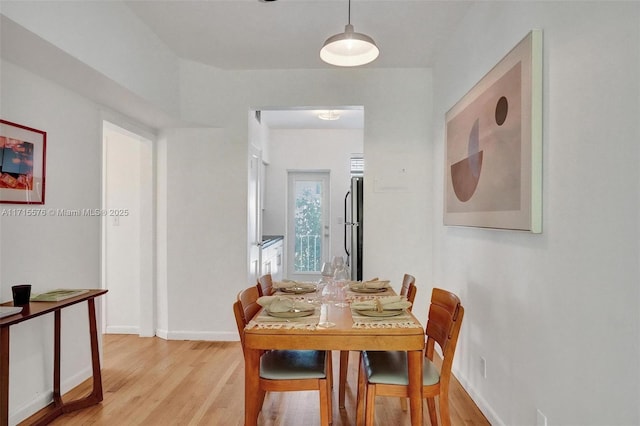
[356,354,366,426]
[427,396,438,426]
[365,383,377,426]
[339,350,349,408]
[326,352,333,424]
[319,378,331,426]
[327,351,334,390]
[439,391,451,426]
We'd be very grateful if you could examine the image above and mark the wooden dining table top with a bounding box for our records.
[244,302,425,351]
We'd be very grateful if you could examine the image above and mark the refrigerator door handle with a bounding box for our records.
[344,190,351,257]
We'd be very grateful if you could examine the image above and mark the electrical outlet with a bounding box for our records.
[480,357,487,379]
[536,409,548,426]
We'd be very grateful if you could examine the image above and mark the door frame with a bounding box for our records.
[248,145,262,285]
[101,117,156,337]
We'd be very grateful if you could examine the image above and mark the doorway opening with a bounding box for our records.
[248,106,364,283]
[102,120,155,337]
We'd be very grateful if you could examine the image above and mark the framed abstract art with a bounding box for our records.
[0,119,47,204]
[444,30,542,233]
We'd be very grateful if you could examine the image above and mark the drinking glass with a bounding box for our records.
[332,264,350,307]
[317,303,335,328]
[331,256,345,270]
[320,261,334,278]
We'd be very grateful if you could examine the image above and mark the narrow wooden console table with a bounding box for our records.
[0,289,108,426]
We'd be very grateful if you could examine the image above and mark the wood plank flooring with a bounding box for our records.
[21,335,489,425]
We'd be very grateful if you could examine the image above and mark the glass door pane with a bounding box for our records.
[287,172,329,279]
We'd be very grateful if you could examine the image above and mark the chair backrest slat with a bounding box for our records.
[234,286,261,349]
[425,288,464,360]
[257,274,275,297]
[399,274,417,312]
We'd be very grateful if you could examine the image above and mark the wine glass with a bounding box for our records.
[331,256,345,270]
[332,263,350,307]
[317,302,335,328]
[320,261,334,278]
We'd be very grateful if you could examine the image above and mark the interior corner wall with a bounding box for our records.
[155,127,243,341]
[431,2,640,425]
[0,59,104,424]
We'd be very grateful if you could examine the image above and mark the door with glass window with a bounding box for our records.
[287,172,330,281]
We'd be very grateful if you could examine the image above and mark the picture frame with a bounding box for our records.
[0,119,47,204]
[444,30,542,233]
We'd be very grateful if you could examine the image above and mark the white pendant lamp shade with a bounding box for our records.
[320,24,379,67]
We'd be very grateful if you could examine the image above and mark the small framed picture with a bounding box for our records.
[0,119,47,204]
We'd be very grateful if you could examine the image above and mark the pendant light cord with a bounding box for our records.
[348,0,351,25]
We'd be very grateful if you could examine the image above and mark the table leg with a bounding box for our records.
[1,327,9,426]
[338,350,349,408]
[407,350,423,426]
[60,298,104,411]
[245,348,261,426]
[32,299,104,426]
[53,310,62,406]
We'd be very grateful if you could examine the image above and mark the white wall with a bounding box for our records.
[156,127,241,341]
[0,59,104,424]
[431,2,640,425]
[179,64,434,324]
[263,128,364,268]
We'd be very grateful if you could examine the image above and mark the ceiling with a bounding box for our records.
[122,1,473,128]
[124,0,474,71]
[260,107,364,129]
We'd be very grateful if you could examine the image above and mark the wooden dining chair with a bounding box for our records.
[397,273,417,412]
[356,287,464,426]
[338,274,417,408]
[399,273,417,306]
[256,273,275,297]
[233,286,333,425]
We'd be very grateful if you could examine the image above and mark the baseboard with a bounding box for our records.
[10,365,92,425]
[154,329,239,341]
[454,367,505,426]
[106,325,139,334]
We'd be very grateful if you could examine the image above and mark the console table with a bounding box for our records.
[0,289,108,426]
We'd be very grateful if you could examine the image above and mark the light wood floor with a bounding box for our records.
[22,334,489,425]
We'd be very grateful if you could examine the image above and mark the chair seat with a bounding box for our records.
[260,350,327,380]
[362,350,440,386]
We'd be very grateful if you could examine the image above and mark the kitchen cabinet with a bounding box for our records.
[261,236,283,282]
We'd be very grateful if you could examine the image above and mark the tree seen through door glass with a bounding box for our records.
[294,181,322,272]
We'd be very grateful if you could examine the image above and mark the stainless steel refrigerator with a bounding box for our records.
[344,177,363,280]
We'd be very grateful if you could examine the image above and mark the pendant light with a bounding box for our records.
[320,0,379,67]
[318,110,341,121]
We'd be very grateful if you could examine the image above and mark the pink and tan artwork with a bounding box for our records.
[444,30,542,232]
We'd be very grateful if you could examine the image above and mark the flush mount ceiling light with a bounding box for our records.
[318,110,341,121]
[320,0,379,67]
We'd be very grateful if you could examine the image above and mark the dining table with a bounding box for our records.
[243,283,425,425]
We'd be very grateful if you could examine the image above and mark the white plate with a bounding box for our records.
[279,286,316,294]
[349,287,389,294]
[355,309,404,317]
[266,309,315,318]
